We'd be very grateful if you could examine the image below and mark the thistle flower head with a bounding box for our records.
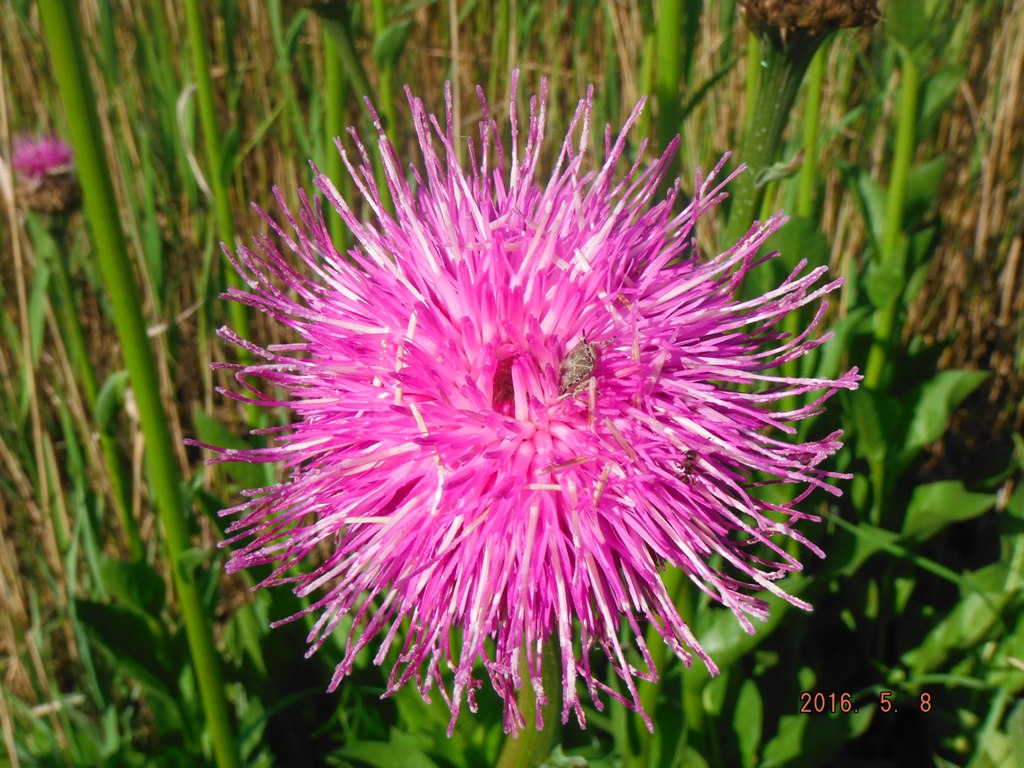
[206,74,859,736]
[11,134,74,181]
[8,134,79,215]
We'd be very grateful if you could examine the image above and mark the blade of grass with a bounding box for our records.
[323,19,349,250]
[183,0,250,347]
[37,4,240,767]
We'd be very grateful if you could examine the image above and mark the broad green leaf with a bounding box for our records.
[95,370,130,428]
[1006,699,1024,766]
[735,678,763,768]
[373,20,413,70]
[760,708,872,768]
[845,389,903,466]
[899,370,990,464]
[853,170,887,250]
[339,739,439,768]
[678,747,711,768]
[99,557,166,616]
[919,66,966,140]
[192,408,266,489]
[886,0,931,51]
[902,563,1010,673]
[764,215,829,276]
[223,596,269,677]
[805,306,870,382]
[863,248,907,310]
[76,599,177,697]
[219,123,242,185]
[829,520,900,578]
[904,156,947,228]
[902,480,994,540]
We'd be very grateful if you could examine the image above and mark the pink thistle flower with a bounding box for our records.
[6,134,79,215]
[11,134,74,181]
[205,74,859,736]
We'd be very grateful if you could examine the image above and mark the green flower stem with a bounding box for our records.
[488,0,512,109]
[38,219,142,559]
[183,0,249,346]
[372,0,397,136]
[863,51,921,390]
[724,32,821,249]
[38,5,240,768]
[318,4,392,213]
[496,642,561,768]
[743,32,760,136]
[654,0,682,153]
[780,43,828,437]
[323,22,349,251]
[628,568,698,768]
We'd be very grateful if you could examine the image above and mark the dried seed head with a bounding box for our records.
[15,172,81,216]
[739,0,880,41]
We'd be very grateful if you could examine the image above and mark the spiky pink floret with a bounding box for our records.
[11,135,74,180]
[203,73,860,736]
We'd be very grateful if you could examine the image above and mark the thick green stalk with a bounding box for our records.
[37,5,240,768]
[863,52,920,390]
[725,33,821,249]
[637,33,656,140]
[183,0,249,344]
[372,0,397,136]
[654,0,683,153]
[628,567,696,768]
[323,23,348,250]
[780,43,828,419]
[495,643,561,768]
[488,0,511,108]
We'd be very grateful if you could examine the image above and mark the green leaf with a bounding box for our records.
[885,0,931,51]
[852,170,887,251]
[224,589,274,680]
[845,388,903,467]
[830,521,901,578]
[904,155,947,228]
[99,557,167,616]
[919,65,965,140]
[899,369,990,463]
[95,370,130,428]
[862,248,907,310]
[902,563,1010,674]
[1006,698,1024,765]
[804,306,870,382]
[735,678,763,768]
[760,708,872,768]
[76,599,177,697]
[192,408,266,489]
[373,20,413,70]
[339,738,439,768]
[764,215,829,276]
[219,123,241,185]
[902,480,995,541]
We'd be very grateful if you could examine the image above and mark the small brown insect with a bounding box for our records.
[559,335,598,395]
[676,450,698,484]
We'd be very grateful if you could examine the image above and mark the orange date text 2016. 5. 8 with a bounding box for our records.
[799,691,933,715]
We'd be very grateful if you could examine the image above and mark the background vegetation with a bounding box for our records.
[1,0,1022,766]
